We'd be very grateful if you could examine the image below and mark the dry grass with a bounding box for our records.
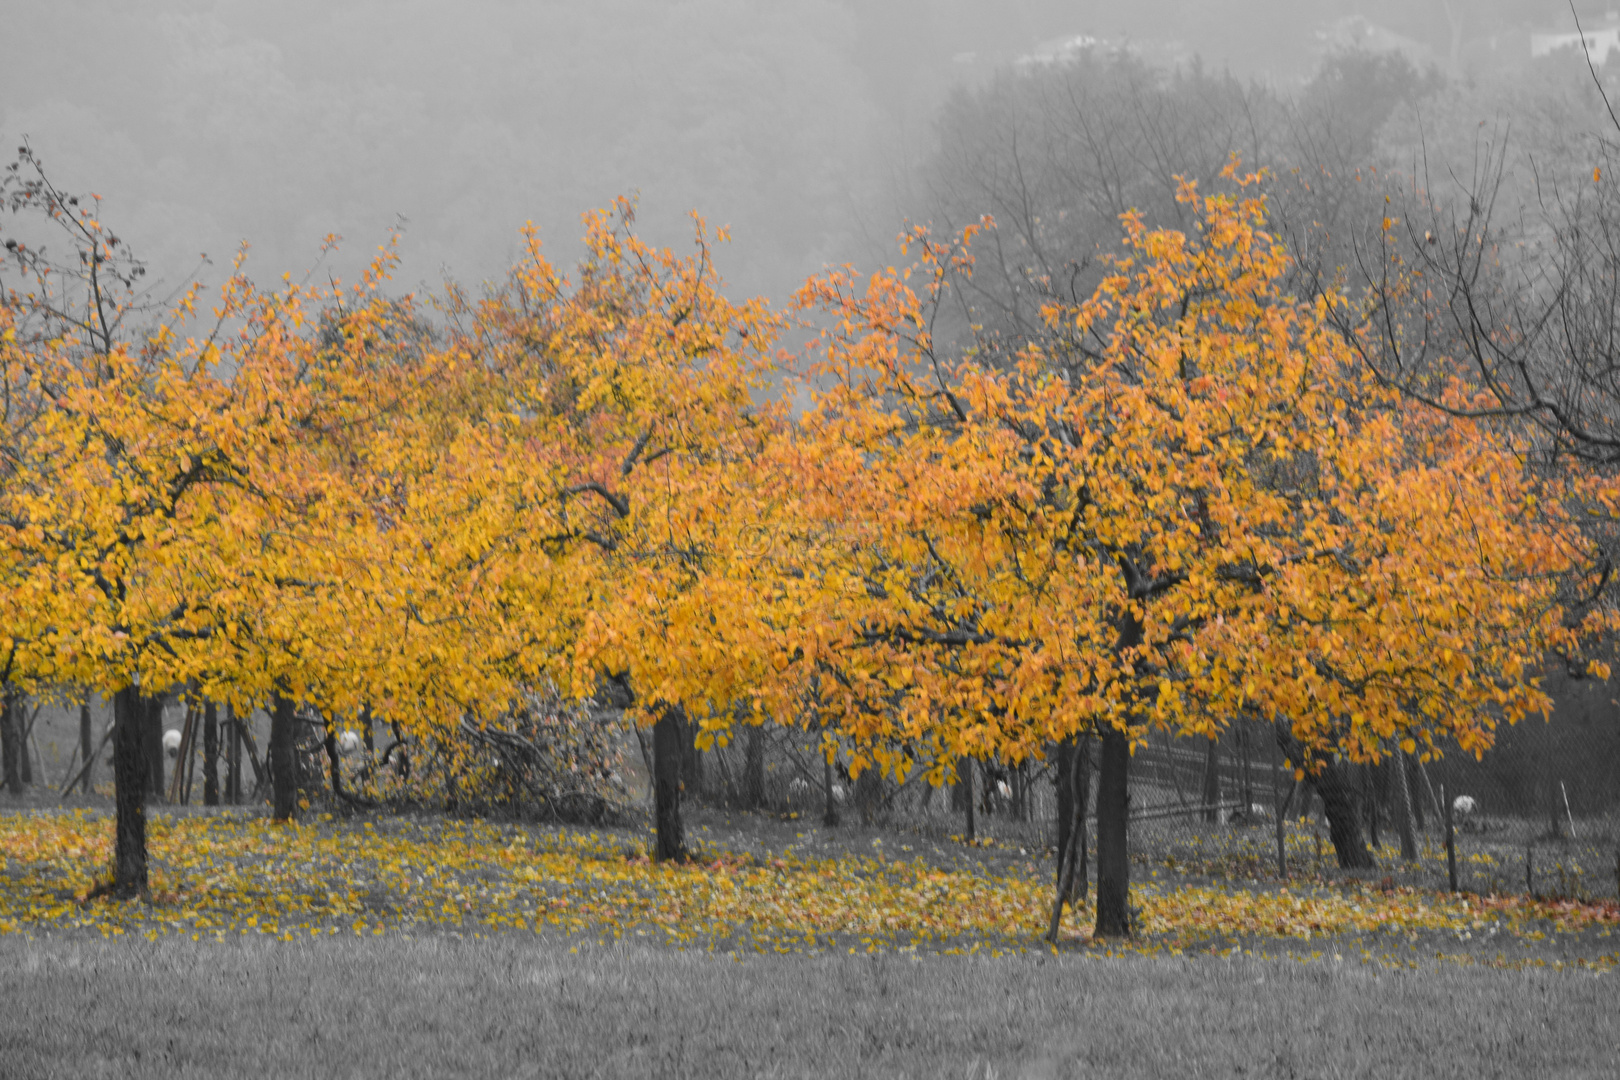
[1,934,1615,1079]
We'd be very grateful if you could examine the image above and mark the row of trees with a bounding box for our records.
[2,102,1609,938]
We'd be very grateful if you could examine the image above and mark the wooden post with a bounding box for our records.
[1526,842,1534,898]
[1443,783,1458,893]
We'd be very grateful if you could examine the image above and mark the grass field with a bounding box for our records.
[2,801,1617,1077]
[2,934,1615,1079]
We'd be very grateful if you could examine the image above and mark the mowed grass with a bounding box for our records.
[2,934,1616,1079]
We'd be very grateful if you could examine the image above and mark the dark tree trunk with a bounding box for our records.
[1370,762,1387,849]
[1319,769,1376,866]
[79,702,95,794]
[112,686,150,898]
[957,758,976,843]
[1046,734,1092,942]
[202,701,220,807]
[743,725,765,809]
[855,764,883,825]
[0,689,21,796]
[652,705,687,861]
[269,693,298,821]
[822,755,840,827]
[1053,737,1076,891]
[224,702,240,804]
[1093,725,1131,938]
[142,700,164,799]
[17,702,32,785]
[1274,722,1375,869]
[1200,737,1220,822]
[1074,737,1091,905]
[1395,750,1417,862]
[361,705,375,785]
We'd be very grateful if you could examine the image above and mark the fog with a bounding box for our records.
[0,0,1592,307]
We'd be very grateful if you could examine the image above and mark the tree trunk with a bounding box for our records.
[202,701,220,807]
[225,701,241,804]
[269,693,298,821]
[0,688,21,796]
[854,762,883,825]
[821,754,840,827]
[79,702,95,794]
[1093,724,1131,938]
[652,705,687,861]
[958,758,976,843]
[1053,737,1076,892]
[1046,734,1091,941]
[17,701,32,785]
[1394,750,1417,862]
[112,685,150,898]
[1200,738,1220,822]
[142,700,164,799]
[1073,737,1091,907]
[1274,722,1375,869]
[743,725,765,809]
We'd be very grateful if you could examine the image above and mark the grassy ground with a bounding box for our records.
[2,799,1617,1076]
[2,800,1617,963]
[2,934,1615,1079]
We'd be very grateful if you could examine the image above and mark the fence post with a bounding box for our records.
[1526,842,1534,898]
[1442,783,1458,893]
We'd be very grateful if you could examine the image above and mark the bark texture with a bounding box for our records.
[652,705,687,861]
[1093,725,1131,937]
[112,686,150,897]
[1274,722,1374,869]
[1053,737,1075,894]
[957,758,976,843]
[202,701,220,807]
[0,689,21,796]
[1394,751,1417,862]
[79,703,95,794]
[225,702,241,805]
[269,693,298,821]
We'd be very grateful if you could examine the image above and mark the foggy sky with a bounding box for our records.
[0,0,1590,309]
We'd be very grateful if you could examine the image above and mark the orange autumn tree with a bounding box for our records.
[781,167,1585,937]
[398,201,790,859]
[0,147,475,891]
